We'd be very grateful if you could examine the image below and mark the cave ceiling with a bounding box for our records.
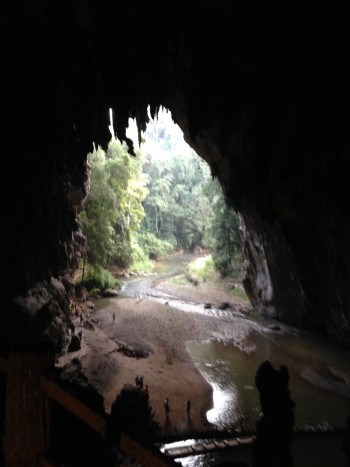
[2,1,350,347]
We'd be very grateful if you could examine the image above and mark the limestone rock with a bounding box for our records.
[48,278,66,306]
[101,289,119,298]
[67,335,81,352]
[3,1,350,351]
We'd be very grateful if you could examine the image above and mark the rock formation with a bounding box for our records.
[107,384,158,447]
[252,360,295,467]
[1,1,350,462]
[2,1,350,349]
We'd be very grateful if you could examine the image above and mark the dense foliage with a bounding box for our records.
[80,139,146,270]
[141,112,213,251]
[81,266,119,291]
[203,179,243,277]
[80,109,243,280]
[141,111,243,276]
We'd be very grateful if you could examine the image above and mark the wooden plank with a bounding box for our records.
[40,377,107,437]
[165,447,192,457]
[165,435,257,458]
[5,365,175,466]
[214,440,226,449]
[41,377,177,465]
[224,438,239,448]
[4,351,54,466]
[120,433,178,466]
[192,443,204,453]
[236,435,256,446]
[203,442,216,451]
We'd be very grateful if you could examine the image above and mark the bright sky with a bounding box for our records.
[124,107,191,160]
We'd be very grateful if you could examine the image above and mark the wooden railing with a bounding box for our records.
[40,376,107,437]
[0,355,177,466]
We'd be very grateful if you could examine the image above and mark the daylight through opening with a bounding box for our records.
[64,107,350,466]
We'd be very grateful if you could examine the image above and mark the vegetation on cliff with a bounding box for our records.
[79,110,243,289]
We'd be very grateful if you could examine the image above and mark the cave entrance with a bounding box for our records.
[79,106,244,281]
[67,106,248,440]
[68,107,350,453]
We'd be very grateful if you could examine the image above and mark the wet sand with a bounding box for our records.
[57,280,350,465]
[58,278,249,439]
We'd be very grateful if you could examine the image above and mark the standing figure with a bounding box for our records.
[135,375,140,387]
[186,399,191,418]
[164,398,170,418]
[139,375,144,389]
[69,322,75,335]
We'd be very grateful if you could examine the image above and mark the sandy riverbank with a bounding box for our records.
[58,277,250,439]
[56,275,350,465]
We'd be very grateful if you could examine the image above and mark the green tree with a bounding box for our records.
[80,139,147,269]
[81,109,243,279]
[79,147,117,267]
[141,112,213,251]
[203,178,243,277]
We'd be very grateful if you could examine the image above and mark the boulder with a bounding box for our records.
[267,323,281,331]
[101,289,119,298]
[107,384,157,446]
[61,275,76,298]
[67,334,81,352]
[55,358,105,413]
[83,320,95,331]
[218,302,230,310]
[75,284,88,301]
[48,278,66,306]
[116,341,150,359]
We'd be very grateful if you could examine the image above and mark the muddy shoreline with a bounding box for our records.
[58,275,250,439]
[58,271,350,443]
[56,271,350,465]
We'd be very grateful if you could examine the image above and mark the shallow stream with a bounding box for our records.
[187,325,350,432]
[119,254,350,434]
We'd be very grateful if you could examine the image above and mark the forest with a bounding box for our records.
[79,110,243,291]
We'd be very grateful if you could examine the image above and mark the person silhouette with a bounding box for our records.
[164,398,170,418]
[186,399,191,418]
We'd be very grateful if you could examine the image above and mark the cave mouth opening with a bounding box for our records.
[78,104,245,291]
[3,2,350,465]
[74,108,350,452]
[70,105,248,437]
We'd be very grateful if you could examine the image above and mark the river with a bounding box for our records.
[120,254,350,446]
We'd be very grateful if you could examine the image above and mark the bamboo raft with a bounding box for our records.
[163,434,256,458]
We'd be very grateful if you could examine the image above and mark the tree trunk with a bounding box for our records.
[4,350,55,466]
[81,254,86,284]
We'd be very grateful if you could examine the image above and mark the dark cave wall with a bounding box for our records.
[163,1,350,344]
[2,0,350,347]
[1,3,92,347]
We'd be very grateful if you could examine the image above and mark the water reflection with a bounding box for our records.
[100,253,350,434]
[188,326,350,432]
[206,382,238,427]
